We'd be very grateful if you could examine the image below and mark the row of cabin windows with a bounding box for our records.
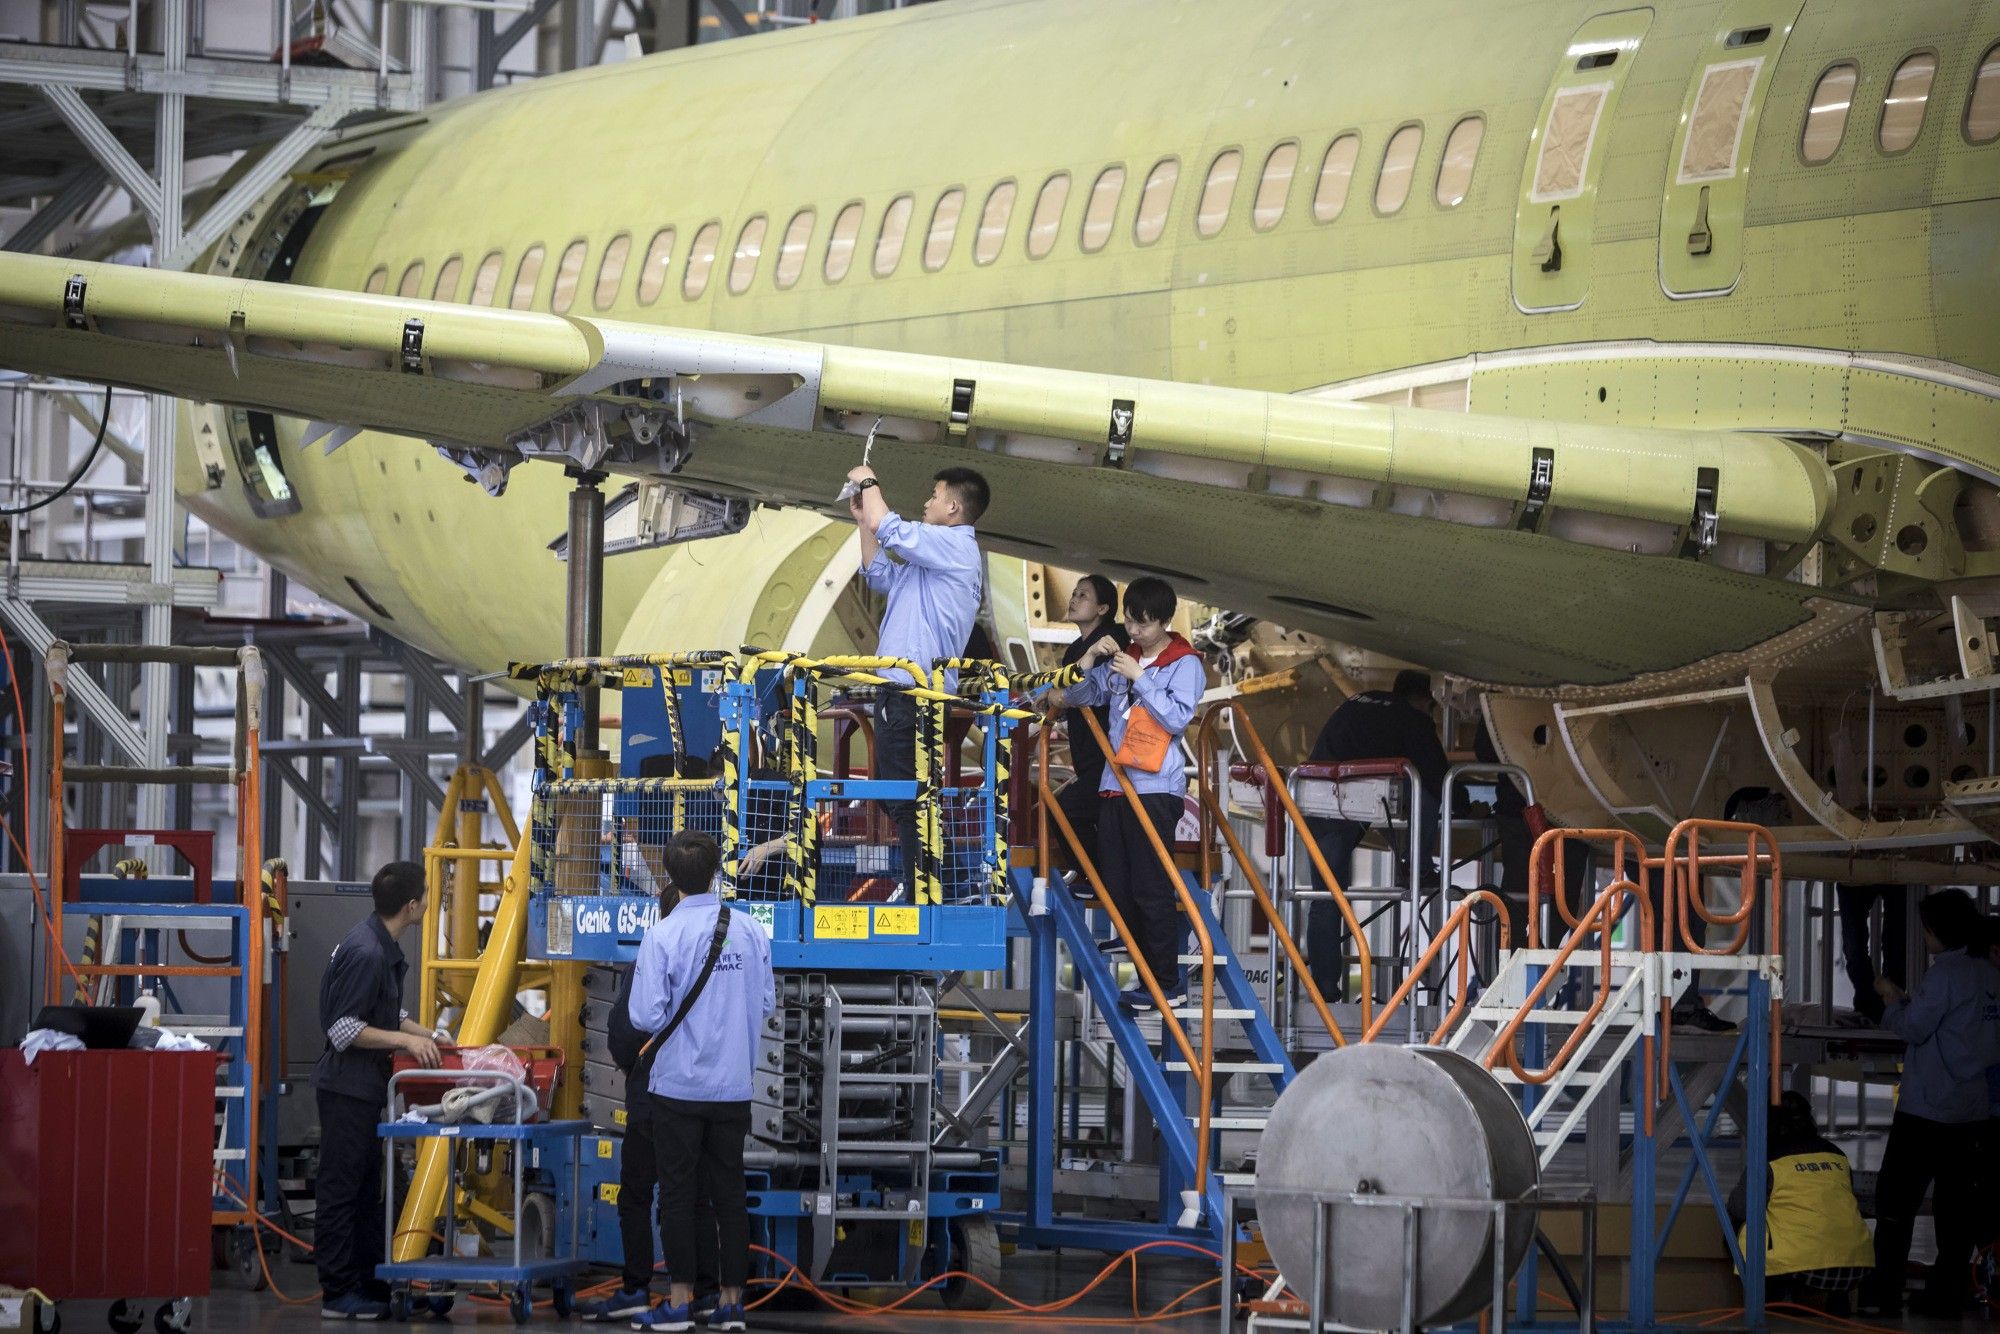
[1800,43,2000,163]
[360,40,2000,308]
[359,114,1488,309]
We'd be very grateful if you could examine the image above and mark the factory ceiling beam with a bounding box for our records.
[475,0,562,90]
[706,0,753,38]
[1,164,105,254]
[38,84,161,221]
[0,597,149,763]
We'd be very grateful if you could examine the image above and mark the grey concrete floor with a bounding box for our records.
[27,1251,1989,1334]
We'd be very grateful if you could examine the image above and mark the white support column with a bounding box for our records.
[135,0,190,839]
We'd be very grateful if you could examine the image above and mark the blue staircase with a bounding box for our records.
[1009,862,1297,1247]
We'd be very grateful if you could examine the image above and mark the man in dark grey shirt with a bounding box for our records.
[314,862,440,1321]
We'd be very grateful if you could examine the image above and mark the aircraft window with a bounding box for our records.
[593,233,630,310]
[1678,60,1759,181]
[1970,44,2000,144]
[397,261,424,298]
[432,255,462,302]
[1312,135,1359,220]
[874,194,914,276]
[1080,165,1125,251]
[1251,142,1297,231]
[1027,173,1071,257]
[1800,63,1857,163]
[364,265,387,293]
[1435,116,1483,207]
[550,239,588,313]
[469,251,503,306]
[1879,51,1936,153]
[1726,25,1770,48]
[1196,148,1241,236]
[775,209,814,289]
[509,244,545,309]
[1375,124,1422,214]
[1532,86,1606,201]
[1576,50,1616,71]
[825,202,863,282]
[684,222,720,299]
[1134,158,1177,245]
[923,187,965,271]
[636,228,676,305]
[728,215,766,295]
[973,181,1015,265]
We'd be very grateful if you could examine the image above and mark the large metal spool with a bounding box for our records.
[1256,1044,1538,1329]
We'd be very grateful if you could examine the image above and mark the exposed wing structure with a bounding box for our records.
[0,253,1843,686]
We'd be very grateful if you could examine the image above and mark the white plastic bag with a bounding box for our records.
[458,1044,528,1083]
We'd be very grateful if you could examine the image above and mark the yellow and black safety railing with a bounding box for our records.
[935,657,1016,903]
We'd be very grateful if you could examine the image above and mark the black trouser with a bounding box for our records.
[1096,792,1187,989]
[619,1086,718,1293]
[1302,816,1365,1002]
[1836,884,1907,1023]
[315,1087,388,1301]
[649,1095,752,1292]
[875,693,921,891]
[1867,1110,1982,1310]
[1054,769,1105,856]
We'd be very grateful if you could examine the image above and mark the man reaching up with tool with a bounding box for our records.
[314,861,442,1322]
[846,462,989,895]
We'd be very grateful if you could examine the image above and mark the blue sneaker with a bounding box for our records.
[688,1291,720,1318]
[320,1291,390,1321]
[631,1301,693,1331]
[1120,986,1184,1012]
[580,1288,652,1322]
[706,1304,746,1332]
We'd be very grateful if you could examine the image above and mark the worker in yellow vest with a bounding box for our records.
[1729,1092,1875,1314]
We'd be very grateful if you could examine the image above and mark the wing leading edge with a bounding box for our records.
[0,252,1843,686]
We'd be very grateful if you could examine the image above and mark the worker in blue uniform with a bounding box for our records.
[579,872,720,1323]
[845,462,988,893]
[628,833,777,1333]
[1861,889,2000,1317]
[1299,671,1447,1002]
[313,862,442,1322]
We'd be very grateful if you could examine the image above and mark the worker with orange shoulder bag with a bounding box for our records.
[1063,576,1206,1012]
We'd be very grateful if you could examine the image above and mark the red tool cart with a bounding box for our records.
[0,1049,221,1334]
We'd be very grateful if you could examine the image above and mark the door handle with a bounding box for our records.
[1687,186,1713,256]
[1531,206,1563,273]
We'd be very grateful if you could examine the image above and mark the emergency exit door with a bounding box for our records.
[1512,9,1654,313]
[1657,0,1803,297]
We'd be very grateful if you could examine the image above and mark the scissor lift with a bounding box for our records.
[517,651,1016,1299]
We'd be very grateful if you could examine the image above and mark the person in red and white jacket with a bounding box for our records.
[1067,577,1205,1010]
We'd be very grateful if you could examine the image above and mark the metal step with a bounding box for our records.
[1203,1115,1271,1131]
[1164,1060,1284,1074]
[1467,1007,1640,1027]
[1165,1006,1253,1021]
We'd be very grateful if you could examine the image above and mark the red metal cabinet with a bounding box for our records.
[0,1049,220,1298]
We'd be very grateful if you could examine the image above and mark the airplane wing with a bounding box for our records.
[0,252,1842,687]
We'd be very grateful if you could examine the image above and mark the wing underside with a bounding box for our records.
[0,253,1844,686]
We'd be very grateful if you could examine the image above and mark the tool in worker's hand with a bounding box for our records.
[834,418,883,504]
